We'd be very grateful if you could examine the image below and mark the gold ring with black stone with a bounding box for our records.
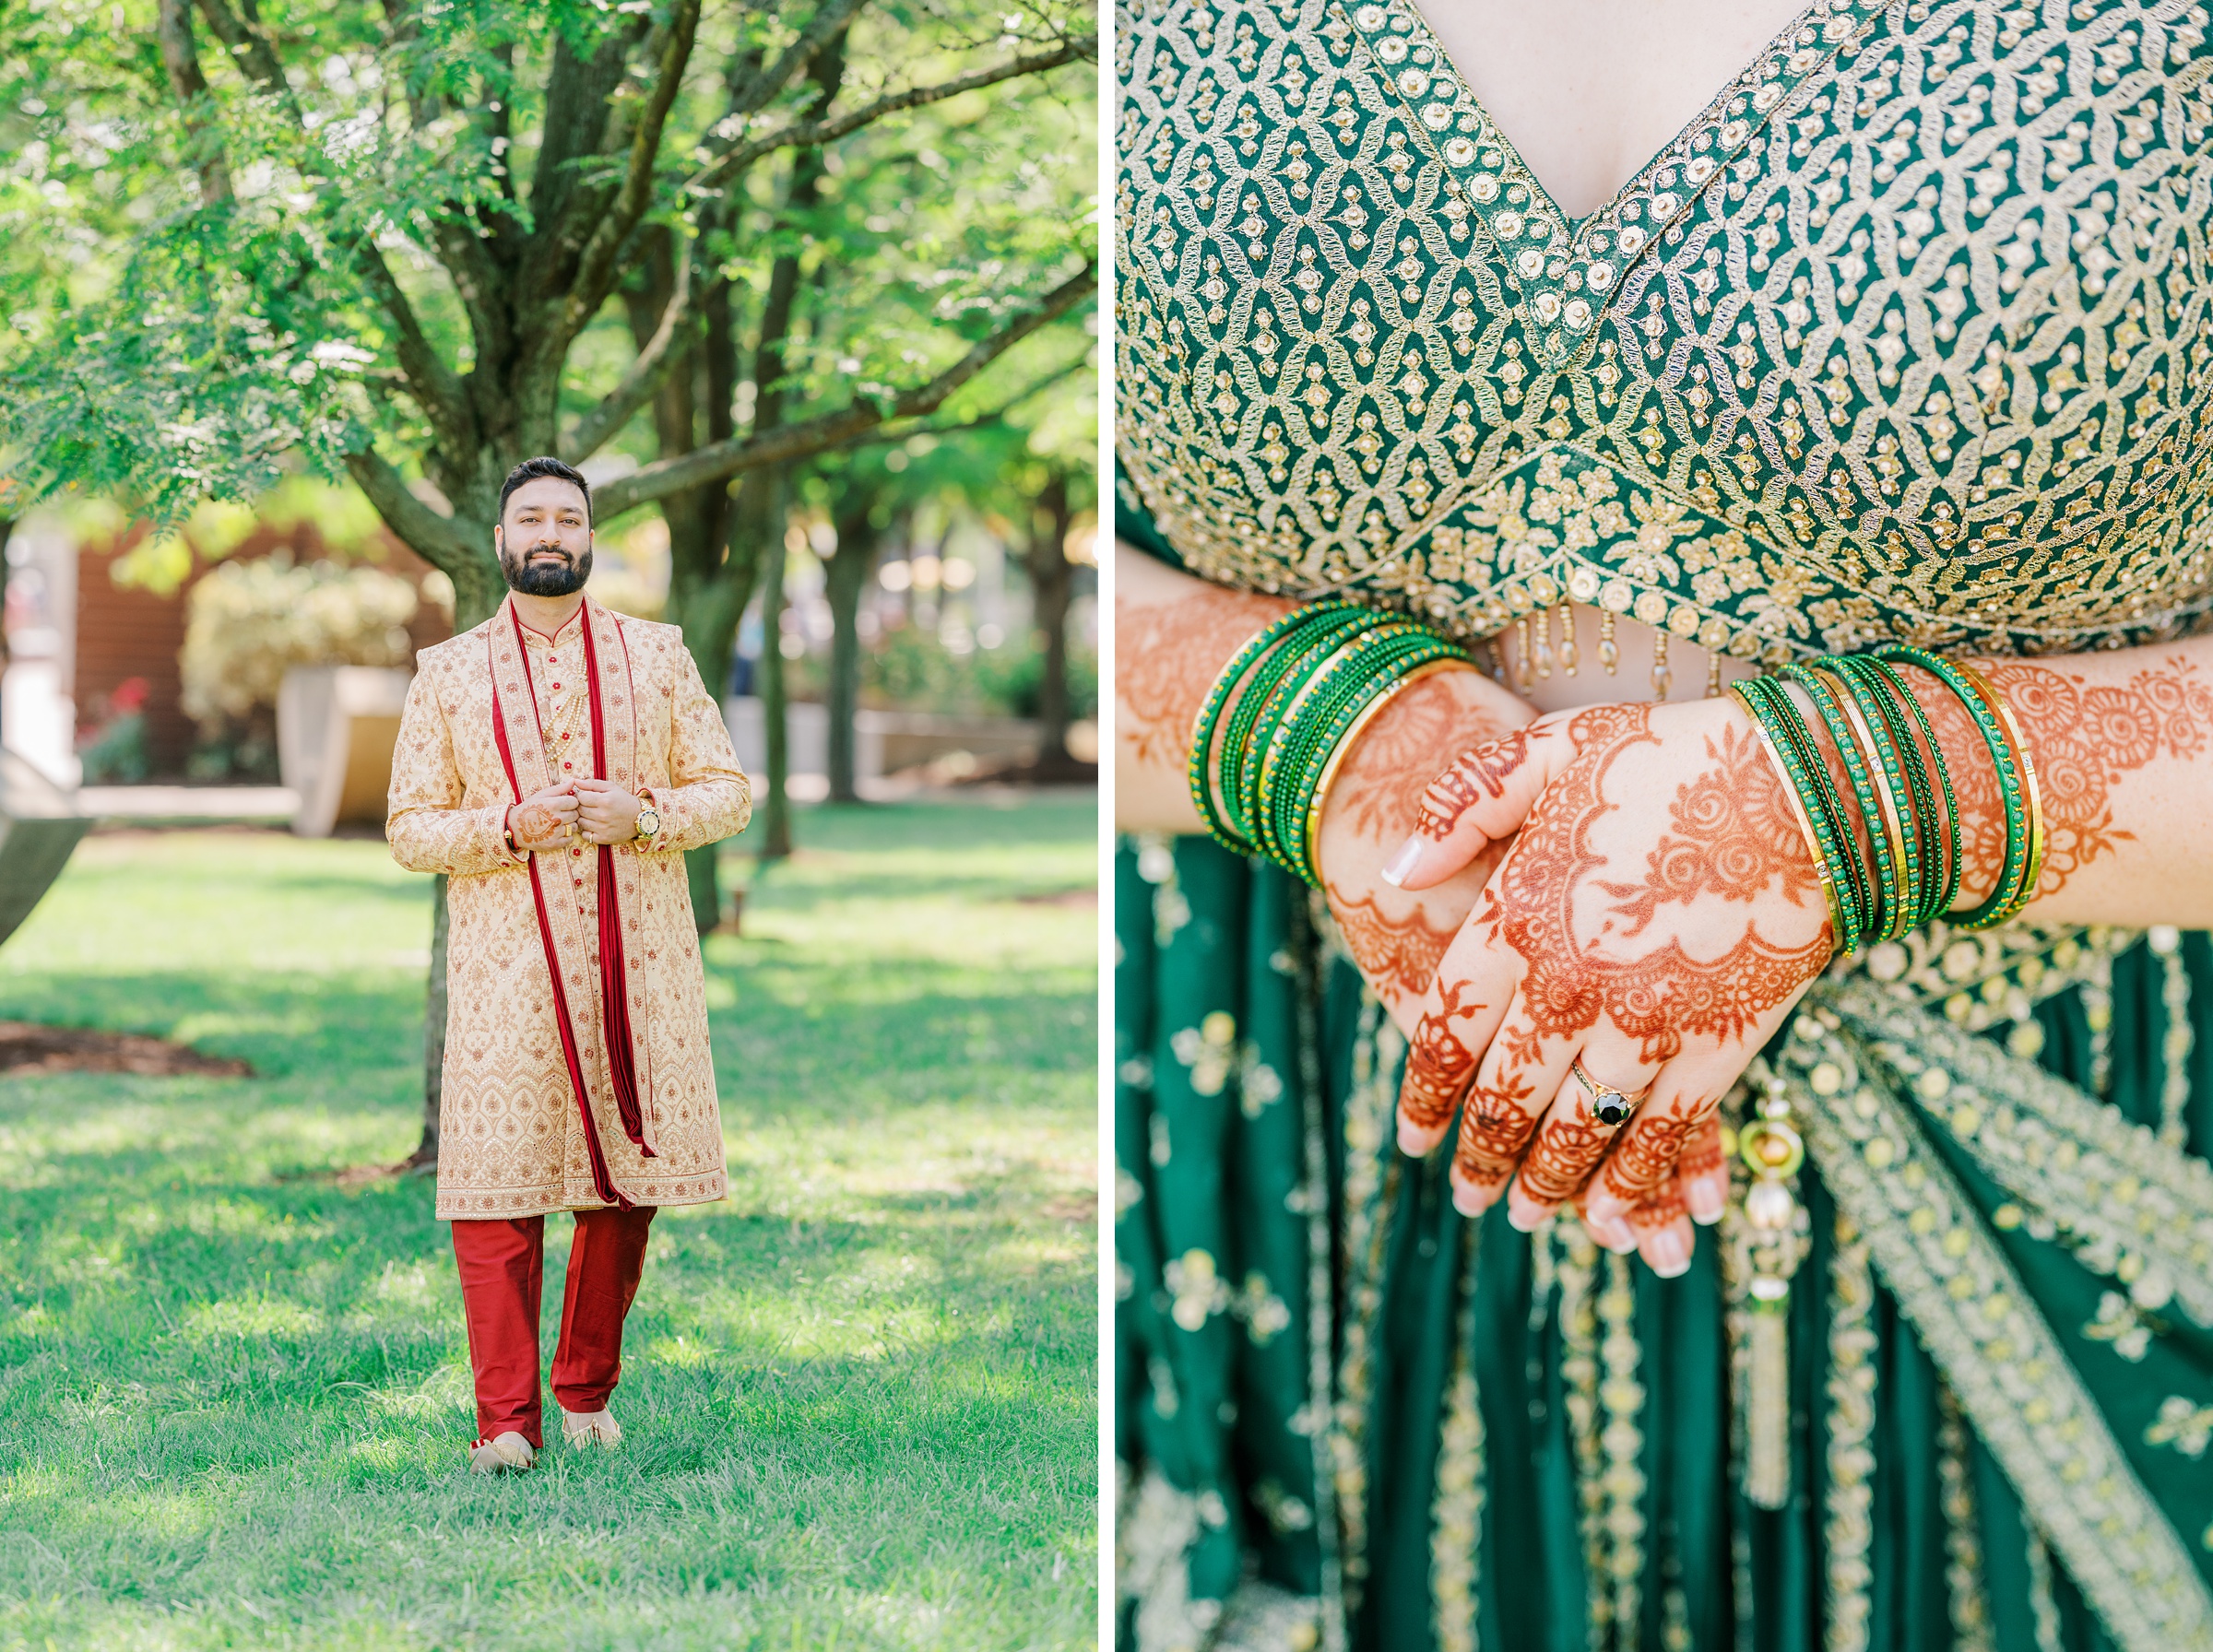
[1571,1056,1651,1127]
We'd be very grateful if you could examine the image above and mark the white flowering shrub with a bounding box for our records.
[182,557,420,731]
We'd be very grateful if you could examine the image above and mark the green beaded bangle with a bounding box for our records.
[1267,635,1466,881]
[1730,678,1855,954]
[1781,662,1899,942]
[1250,625,1438,873]
[1222,609,1390,850]
[1187,601,1362,854]
[1745,674,1875,947]
[1840,655,1959,926]
[1814,657,1922,942]
[1872,645,2034,930]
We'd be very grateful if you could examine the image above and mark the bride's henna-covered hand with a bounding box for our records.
[1113,543,1538,1027]
[1388,697,1834,1276]
[1312,668,1531,1024]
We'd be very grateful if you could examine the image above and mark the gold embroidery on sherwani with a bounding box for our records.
[389,596,751,1220]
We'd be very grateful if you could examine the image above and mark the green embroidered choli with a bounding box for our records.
[1116,2,2213,1649]
[1117,0,2213,659]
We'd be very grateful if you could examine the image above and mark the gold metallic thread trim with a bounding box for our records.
[1782,1001,2213,1652]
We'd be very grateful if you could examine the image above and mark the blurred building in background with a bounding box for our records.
[4,482,1095,820]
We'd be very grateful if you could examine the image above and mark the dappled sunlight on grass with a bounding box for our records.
[181,1296,328,1341]
[0,801,1096,1649]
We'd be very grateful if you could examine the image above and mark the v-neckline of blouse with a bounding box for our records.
[1341,0,1888,367]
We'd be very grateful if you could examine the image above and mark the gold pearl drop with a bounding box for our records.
[1651,631,1673,701]
[1598,610,1619,674]
[1556,603,1578,675]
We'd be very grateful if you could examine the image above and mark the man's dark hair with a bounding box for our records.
[499,455,592,526]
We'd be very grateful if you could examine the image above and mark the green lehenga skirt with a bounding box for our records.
[1115,835,2213,1652]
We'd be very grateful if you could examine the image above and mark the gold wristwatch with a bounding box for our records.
[632,800,660,843]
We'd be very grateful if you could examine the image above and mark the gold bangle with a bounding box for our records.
[1301,659,1477,886]
[1728,683,1848,956]
[1947,659,2047,925]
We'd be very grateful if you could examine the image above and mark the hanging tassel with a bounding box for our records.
[1746,1309,1791,1508]
[1737,1067,1808,1510]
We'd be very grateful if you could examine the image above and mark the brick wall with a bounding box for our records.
[76,520,455,777]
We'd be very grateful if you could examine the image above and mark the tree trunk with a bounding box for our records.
[0,517,14,688]
[757,472,794,859]
[1025,471,1077,772]
[669,38,841,888]
[410,872,449,1168]
[823,508,876,803]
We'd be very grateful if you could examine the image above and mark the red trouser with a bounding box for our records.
[450,1206,657,1448]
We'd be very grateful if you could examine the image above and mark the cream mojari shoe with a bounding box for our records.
[469,1432,537,1473]
[562,1407,623,1448]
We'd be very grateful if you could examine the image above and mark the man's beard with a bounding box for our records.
[502,540,593,596]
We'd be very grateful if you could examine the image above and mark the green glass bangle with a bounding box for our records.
[1188,600,1364,854]
[1872,645,2032,931]
[1840,655,1959,926]
[1267,636,1468,881]
[1267,628,1446,804]
[1225,611,1396,851]
[1759,673,1880,951]
[1301,659,1479,885]
[1252,626,1439,873]
[1742,674,1873,946]
[1947,657,2047,927]
[1734,676,1867,951]
[1241,621,1421,865]
[1816,656,1922,942]
[1781,662,1898,942]
[1727,682,1849,952]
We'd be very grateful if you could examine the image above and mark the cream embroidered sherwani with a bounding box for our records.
[388,596,751,1220]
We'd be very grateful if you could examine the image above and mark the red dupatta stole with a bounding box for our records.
[484,596,656,1207]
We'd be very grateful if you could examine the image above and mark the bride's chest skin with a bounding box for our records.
[1413,0,1815,712]
[1415,0,1810,219]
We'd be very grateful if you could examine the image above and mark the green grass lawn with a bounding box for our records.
[0,796,1099,1650]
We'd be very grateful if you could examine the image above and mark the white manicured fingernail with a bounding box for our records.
[1379,837,1425,887]
[1504,1190,1550,1233]
[1648,1229,1692,1277]
[1687,1177,1726,1225]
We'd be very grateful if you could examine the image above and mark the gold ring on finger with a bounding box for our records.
[1571,1056,1651,1127]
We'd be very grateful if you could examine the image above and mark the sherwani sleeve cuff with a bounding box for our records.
[388,667,523,877]
[641,776,752,856]
[640,646,753,855]
[391,801,525,877]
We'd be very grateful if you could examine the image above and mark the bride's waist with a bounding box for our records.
[1490,601,1759,714]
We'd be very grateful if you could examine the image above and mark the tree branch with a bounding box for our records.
[351,239,478,463]
[157,0,232,202]
[195,0,477,462]
[725,0,872,124]
[692,32,1096,198]
[192,0,292,112]
[563,262,728,465]
[560,0,704,340]
[343,446,478,572]
[839,352,1090,447]
[592,259,1095,519]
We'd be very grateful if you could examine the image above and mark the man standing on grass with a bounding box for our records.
[387,456,751,1473]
